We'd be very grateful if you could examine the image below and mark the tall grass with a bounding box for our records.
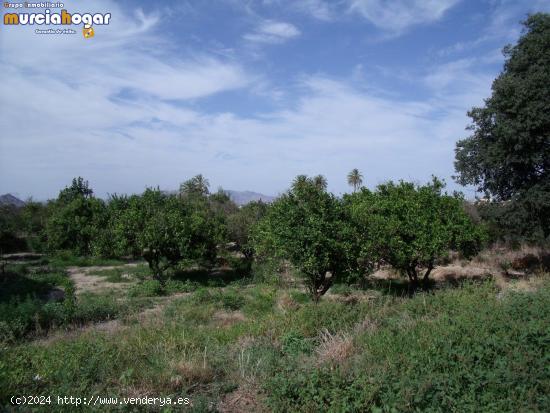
[1,278,549,412]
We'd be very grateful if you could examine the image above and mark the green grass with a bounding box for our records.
[1,256,549,412]
[0,249,550,412]
[89,264,152,283]
[0,263,154,343]
[47,251,129,269]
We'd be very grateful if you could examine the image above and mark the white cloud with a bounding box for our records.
[244,20,301,44]
[348,0,461,33]
[0,0,500,200]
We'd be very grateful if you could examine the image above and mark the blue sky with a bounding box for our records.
[1,0,549,200]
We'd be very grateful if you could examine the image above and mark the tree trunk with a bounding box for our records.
[406,266,418,296]
[310,272,333,302]
[422,262,434,290]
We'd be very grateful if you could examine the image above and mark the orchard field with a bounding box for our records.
[1,12,549,413]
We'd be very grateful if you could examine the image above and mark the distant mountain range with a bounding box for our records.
[224,190,276,206]
[0,194,25,207]
[163,189,276,206]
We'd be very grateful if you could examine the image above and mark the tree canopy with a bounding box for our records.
[254,176,363,300]
[347,178,485,289]
[454,13,550,241]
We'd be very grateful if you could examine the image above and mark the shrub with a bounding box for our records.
[164,279,199,294]
[265,281,550,412]
[128,280,164,297]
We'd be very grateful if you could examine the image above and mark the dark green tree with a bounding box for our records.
[109,189,218,282]
[45,178,106,256]
[454,13,550,241]
[254,176,364,300]
[348,178,485,290]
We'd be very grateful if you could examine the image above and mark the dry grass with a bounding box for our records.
[472,245,549,271]
[276,292,299,312]
[218,385,267,413]
[354,317,378,334]
[431,264,494,283]
[172,358,216,388]
[315,328,355,366]
[212,310,246,328]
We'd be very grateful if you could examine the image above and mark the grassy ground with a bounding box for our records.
[0,255,549,412]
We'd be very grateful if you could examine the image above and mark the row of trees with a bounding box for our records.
[254,176,484,299]
[38,177,268,283]
[2,173,484,299]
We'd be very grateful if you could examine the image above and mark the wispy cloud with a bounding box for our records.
[348,0,461,33]
[244,20,301,44]
[0,0,533,200]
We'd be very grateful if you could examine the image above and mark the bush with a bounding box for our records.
[128,280,164,297]
[192,287,215,304]
[221,290,245,310]
[280,331,314,356]
[164,279,199,294]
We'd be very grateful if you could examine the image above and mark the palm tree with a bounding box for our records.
[291,175,309,191]
[347,169,363,192]
[180,174,210,197]
[312,175,328,191]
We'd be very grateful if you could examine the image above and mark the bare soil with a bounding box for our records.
[67,263,140,295]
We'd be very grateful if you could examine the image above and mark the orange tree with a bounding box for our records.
[346,178,485,290]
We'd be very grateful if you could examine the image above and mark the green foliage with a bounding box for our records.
[347,178,485,287]
[0,264,129,342]
[179,174,210,198]
[454,13,550,242]
[45,177,106,256]
[220,289,245,310]
[164,278,199,294]
[280,331,314,356]
[227,201,268,259]
[254,176,364,300]
[2,275,549,412]
[107,188,219,283]
[0,205,27,253]
[48,251,125,268]
[127,279,165,297]
[250,257,285,284]
[20,200,49,252]
[265,282,550,412]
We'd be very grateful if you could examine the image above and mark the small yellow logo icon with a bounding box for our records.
[83,24,94,39]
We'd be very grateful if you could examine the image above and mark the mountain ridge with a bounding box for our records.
[0,194,25,207]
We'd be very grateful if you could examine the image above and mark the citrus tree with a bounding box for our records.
[254,176,364,300]
[348,178,485,289]
[110,189,218,283]
[45,177,106,256]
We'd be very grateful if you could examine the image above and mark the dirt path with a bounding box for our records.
[67,263,140,295]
